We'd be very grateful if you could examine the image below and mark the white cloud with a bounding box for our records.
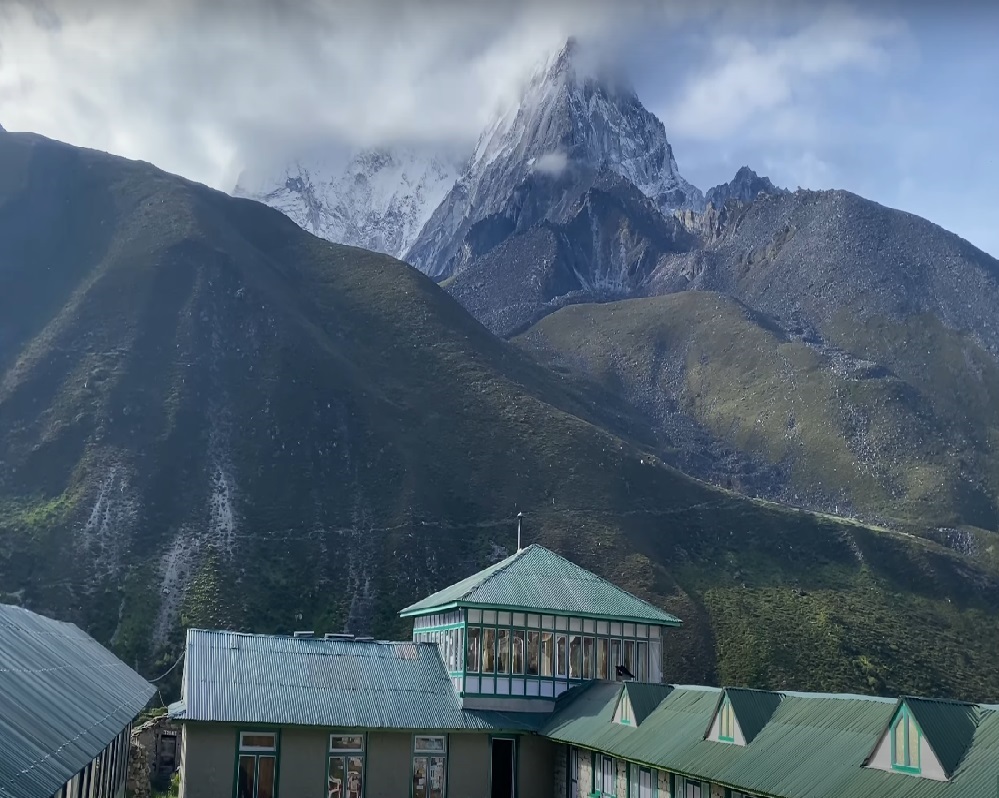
[664,5,905,141]
[0,0,638,189]
[532,151,569,176]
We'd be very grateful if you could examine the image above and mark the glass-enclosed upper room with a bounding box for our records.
[400,545,682,705]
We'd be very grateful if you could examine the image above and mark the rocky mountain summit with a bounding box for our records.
[705,166,786,208]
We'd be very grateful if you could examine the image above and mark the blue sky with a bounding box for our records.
[0,0,995,256]
[627,2,999,255]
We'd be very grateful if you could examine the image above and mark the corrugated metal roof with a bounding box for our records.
[624,683,674,726]
[399,544,682,625]
[723,687,783,744]
[543,682,999,798]
[903,697,981,778]
[0,603,155,798]
[171,629,547,732]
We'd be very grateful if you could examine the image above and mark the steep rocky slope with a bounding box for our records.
[4,133,999,701]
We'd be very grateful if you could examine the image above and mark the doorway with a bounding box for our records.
[490,737,516,798]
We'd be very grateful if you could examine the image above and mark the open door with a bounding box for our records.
[490,738,516,798]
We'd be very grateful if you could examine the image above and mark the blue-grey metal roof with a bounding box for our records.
[170,629,547,732]
[0,603,156,798]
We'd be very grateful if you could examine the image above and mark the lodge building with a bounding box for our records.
[168,544,999,798]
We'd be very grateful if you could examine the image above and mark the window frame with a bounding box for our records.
[328,733,365,798]
[411,735,448,798]
[234,729,280,798]
[890,706,922,774]
[719,697,735,743]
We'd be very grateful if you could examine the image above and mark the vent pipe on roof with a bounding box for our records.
[517,511,523,552]
[293,630,315,638]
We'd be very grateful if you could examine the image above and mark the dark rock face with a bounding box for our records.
[704,166,786,208]
[445,169,695,337]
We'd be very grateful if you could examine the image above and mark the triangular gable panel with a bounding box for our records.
[613,689,636,726]
[704,688,781,746]
[864,700,948,782]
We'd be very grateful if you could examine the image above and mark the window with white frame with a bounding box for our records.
[328,735,364,798]
[412,735,447,798]
[236,732,278,798]
[675,776,701,798]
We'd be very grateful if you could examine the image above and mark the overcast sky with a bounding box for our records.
[1,0,996,256]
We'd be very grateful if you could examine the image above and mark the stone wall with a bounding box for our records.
[127,714,181,798]
[710,783,725,798]
[658,769,671,798]
[554,745,568,798]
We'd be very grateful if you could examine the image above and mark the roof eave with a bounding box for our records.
[400,599,681,626]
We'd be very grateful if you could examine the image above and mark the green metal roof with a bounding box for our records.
[712,687,783,744]
[624,683,675,726]
[399,544,682,625]
[170,629,546,733]
[0,604,155,798]
[543,682,999,798]
[897,697,981,778]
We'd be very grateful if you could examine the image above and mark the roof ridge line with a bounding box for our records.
[467,545,535,596]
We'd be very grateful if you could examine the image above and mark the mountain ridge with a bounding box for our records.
[5,131,999,702]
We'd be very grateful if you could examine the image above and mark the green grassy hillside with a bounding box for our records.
[2,133,999,702]
[518,292,999,536]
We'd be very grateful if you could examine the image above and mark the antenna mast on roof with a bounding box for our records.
[517,511,523,552]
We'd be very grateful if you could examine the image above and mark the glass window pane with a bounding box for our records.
[497,629,510,674]
[513,630,525,674]
[569,635,582,679]
[637,642,648,682]
[597,620,609,635]
[611,640,621,674]
[527,631,540,675]
[467,627,481,672]
[569,617,582,632]
[498,611,511,625]
[238,757,256,798]
[513,612,526,627]
[630,764,640,798]
[484,610,497,624]
[413,757,429,798]
[331,736,364,752]
[257,756,276,798]
[528,614,541,628]
[893,718,905,764]
[624,623,635,638]
[543,615,555,630]
[428,756,446,798]
[482,628,496,674]
[556,634,568,677]
[649,625,660,638]
[468,609,482,623]
[328,756,346,798]
[597,638,608,679]
[649,639,662,683]
[346,757,363,798]
[541,632,555,677]
[414,736,446,753]
[583,637,594,679]
[583,619,595,634]
[610,622,622,636]
[636,624,647,638]
[241,733,277,750]
[556,616,568,631]
[908,714,920,767]
[624,640,634,675]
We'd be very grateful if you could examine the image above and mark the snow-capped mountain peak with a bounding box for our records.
[234,145,461,260]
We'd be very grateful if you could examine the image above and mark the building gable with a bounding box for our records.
[705,687,781,746]
[864,697,979,781]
